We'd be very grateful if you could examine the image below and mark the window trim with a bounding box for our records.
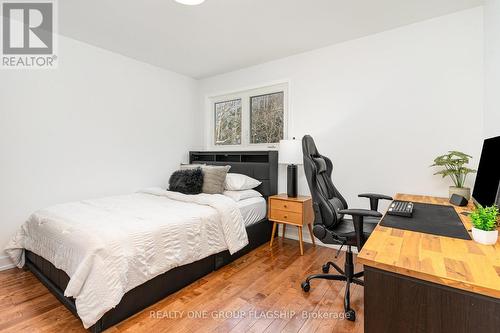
[207,82,289,150]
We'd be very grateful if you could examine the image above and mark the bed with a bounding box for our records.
[7,151,278,333]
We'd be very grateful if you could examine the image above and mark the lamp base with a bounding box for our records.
[287,164,298,197]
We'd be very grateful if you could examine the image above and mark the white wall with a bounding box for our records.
[0,36,202,269]
[484,0,500,138]
[200,8,484,243]
[0,7,486,266]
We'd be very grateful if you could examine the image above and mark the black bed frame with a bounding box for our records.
[24,151,278,333]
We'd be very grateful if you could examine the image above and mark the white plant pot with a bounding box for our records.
[449,186,471,200]
[471,227,498,245]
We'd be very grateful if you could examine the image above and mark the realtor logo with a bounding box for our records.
[1,1,57,68]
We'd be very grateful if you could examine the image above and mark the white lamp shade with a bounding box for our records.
[278,139,303,165]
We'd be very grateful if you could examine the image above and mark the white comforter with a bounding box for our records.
[5,188,248,328]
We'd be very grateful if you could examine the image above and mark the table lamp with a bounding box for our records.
[279,138,303,197]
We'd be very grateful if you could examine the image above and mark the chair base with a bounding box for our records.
[300,246,363,321]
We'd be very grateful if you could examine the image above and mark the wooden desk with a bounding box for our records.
[358,194,500,333]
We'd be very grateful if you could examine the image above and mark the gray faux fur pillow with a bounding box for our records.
[201,165,231,194]
[168,169,204,195]
[179,163,205,170]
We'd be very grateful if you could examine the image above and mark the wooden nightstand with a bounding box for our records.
[268,194,315,255]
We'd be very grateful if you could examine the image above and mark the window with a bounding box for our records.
[250,92,284,144]
[214,99,241,145]
[210,83,287,147]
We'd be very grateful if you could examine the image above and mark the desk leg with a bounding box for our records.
[307,223,316,246]
[298,226,304,255]
[282,224,286,238]
[270,222,277,248]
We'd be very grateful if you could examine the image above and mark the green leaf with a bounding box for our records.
[470,205,499,231]
[430,151,476,187]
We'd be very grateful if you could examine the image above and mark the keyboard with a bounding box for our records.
[387,200,414,217]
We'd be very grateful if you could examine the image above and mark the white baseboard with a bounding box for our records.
[278,225,358,254]
[0,255,15,271]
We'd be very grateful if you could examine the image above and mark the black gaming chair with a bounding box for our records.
[300,135,392,321]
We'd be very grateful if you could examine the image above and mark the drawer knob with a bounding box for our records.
[284,215,288,218]
[284,205,288,208]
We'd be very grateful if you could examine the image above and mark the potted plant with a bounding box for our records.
[431,151,476,199]
[470,205,499,245]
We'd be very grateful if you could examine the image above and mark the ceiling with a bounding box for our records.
[59,0,483,79]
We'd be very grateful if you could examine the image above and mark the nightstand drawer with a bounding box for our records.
[269,209,303,225]
[269,199,303,213]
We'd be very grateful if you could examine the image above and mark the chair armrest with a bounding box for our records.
[339,209,382,250]
[339,209,382,218]
[358,193,393,201]
[358,193,393,211]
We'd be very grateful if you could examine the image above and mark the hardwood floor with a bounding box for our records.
[0,239,364,333]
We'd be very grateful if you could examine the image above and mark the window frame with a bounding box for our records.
[207,82,289,149]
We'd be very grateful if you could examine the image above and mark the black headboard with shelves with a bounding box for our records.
[189,151,278,197]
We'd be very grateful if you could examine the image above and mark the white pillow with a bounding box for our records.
[225,173,261,191]
[223,189,262,202]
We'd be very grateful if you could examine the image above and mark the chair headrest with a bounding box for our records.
[302,135,319,157]
[313,157,327,173]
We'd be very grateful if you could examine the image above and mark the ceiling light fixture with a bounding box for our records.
[175,0,205,5]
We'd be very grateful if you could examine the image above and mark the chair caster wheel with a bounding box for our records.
[345,309,356,321]
[322,264,330,273]
[301,281,310,292]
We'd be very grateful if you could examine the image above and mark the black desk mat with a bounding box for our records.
[380,202,471,240]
